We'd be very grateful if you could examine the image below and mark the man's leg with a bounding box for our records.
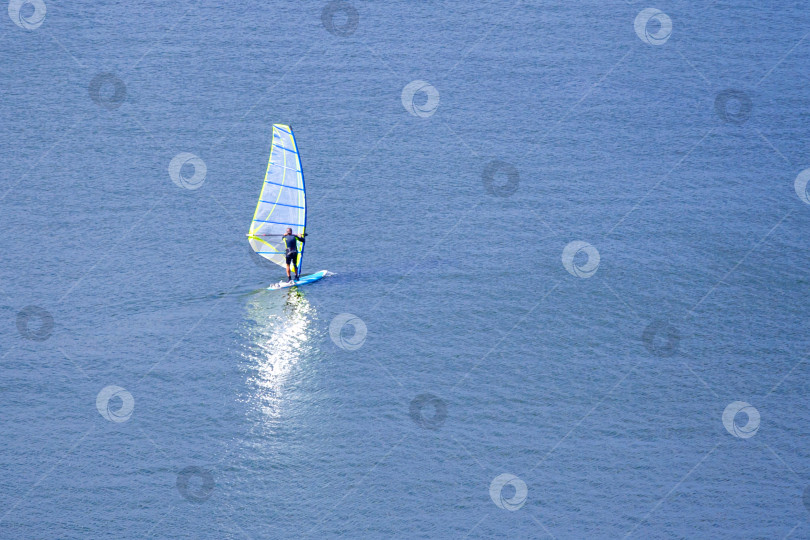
[291,260,299,281]
[285,262,291,280]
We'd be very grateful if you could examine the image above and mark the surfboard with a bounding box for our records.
[267,270,328,290]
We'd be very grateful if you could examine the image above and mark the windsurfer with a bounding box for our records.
[282,227,305,282]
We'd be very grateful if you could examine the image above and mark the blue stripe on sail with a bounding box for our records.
[274,126,292,135]
[253,219,305,226]
[259,200,304,209]
[257,251,282,254]
[269,162,302,173]
[273,143,297,154]
[264,180,304,190]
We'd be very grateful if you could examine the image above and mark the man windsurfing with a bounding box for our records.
[282,227,305,282]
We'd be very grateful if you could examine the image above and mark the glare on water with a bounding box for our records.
[240,290,316,422]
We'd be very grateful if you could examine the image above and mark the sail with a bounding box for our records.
[248,124,306,272]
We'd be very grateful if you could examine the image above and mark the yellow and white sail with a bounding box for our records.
[247,124,306,271]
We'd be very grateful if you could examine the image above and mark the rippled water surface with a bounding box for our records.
[2,1,810,538]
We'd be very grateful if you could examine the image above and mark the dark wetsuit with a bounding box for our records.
[282,234,303,265]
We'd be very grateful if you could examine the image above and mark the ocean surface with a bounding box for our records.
[2,0,810,538]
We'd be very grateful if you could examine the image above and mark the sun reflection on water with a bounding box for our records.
[240,289,317,423]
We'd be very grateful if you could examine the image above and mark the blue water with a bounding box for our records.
[2,1,810,538]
